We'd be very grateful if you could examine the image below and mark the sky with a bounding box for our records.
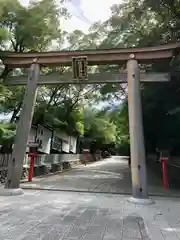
[0,0,123,120]
[19,0,122,33]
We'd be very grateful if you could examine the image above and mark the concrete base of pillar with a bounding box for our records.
[128,197,155,205]
[0,188,24,196]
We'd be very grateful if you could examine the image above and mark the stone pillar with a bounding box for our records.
[5,59,40,191]
[127,55,154,204]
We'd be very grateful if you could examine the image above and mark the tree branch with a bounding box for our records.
[160,0,180,19]
[46,85,64,110]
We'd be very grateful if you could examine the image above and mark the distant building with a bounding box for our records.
[69,135,78,153]
[50,132,62,154]
[26,125,37,153]
[0,115,79,154]
[36,125,53,154]
[26,124,78,154]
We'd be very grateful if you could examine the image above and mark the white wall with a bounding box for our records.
[58,132,70,153]
[36,125,52,154]
[28,127,36,143]
[27,126,78,154]
[26,127,37,152]
[69,136,77,153]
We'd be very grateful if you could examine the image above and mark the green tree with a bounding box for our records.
[100,0,180,154]
[83,107,117,145]
[0,123,16,152]
[0,0,69,79]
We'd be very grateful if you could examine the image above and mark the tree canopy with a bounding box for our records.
[0,0,180,154]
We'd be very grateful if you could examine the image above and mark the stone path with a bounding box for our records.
[0,157,180,239]
[0,190,180,239]
[21,157,180,197]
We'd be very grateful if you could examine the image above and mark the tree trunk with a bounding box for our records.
[10,103,22,123]
[0,66,12,81]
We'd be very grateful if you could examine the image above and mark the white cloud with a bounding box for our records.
[63,0,122,32]
[19,0,122,33]
[20,0,30,6]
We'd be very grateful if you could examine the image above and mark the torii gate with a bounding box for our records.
[1,42,180,203]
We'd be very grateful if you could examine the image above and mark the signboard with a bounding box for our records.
[72,56,88,80]
[27,142,39,148]
[27,142,39,153]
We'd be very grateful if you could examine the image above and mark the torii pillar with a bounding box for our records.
[1,59,40,195]
[127,54,154,204]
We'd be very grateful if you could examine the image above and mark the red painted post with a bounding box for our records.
[160,157,168,190]
[28,153,37,182]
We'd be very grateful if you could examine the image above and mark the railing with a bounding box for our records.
[0,154,11,184]
[147,154,180,188]
[0,154,10,169]
[22,154,80,166]
[0,152,101,184]
[34,154,80,166]
[0,153,81,184]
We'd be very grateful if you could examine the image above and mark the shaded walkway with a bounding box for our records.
[21,156,180,197]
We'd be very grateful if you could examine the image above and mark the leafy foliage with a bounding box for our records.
[1,0,180,154]
[101,0,180,154]
[84,108,117,144]
[0,0,67,52]
[0,123,16,150]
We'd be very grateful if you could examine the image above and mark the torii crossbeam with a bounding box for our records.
[5,72,170,85]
